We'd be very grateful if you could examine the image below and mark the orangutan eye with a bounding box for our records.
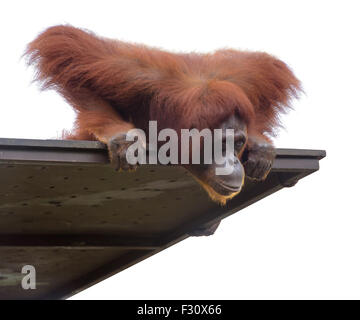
[233,134,246,151]
[221,137,244,154]
[235,140,244,150]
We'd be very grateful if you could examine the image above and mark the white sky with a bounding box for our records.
[1,0,359,299]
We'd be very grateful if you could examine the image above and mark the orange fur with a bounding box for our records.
[25,25,301,143]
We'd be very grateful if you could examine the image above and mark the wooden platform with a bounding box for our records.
[0,138,325,299]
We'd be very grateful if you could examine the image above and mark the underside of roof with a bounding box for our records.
[0,138,325,299]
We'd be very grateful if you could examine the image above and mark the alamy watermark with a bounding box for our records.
[125,121,237,175]
[21,265,36,290]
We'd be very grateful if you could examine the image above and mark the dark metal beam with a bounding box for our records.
[0,138,326,300]
[0,235,160,250]
[0,138,326,166]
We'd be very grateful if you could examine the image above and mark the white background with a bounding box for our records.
[1,0,359,299]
